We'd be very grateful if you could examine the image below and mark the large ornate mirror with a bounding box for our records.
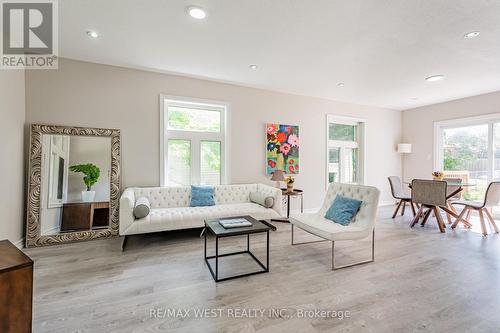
[26,124,121,247]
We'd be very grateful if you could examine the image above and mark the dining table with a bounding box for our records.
[406,180,476,229]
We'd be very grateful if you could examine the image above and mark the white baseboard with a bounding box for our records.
[14,238,25,249]
[379,200,396,207]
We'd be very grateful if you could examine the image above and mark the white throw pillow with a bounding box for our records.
[249,192,274,208]
[134,197,151,219]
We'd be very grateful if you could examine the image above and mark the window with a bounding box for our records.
[326,115,365,187]
[47,135,69,208]
[161,96,228,186]
[435,114,500,201]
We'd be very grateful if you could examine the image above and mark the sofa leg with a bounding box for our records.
[121,236,128,252]
[332,229,375,270]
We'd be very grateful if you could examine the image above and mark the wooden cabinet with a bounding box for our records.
[0,240,33,333]
[61,201,110,232]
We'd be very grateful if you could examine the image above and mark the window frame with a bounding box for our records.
[160,95,230,186]
[433,113,500,177]
[433,112,500,195]
[326,115,366,189]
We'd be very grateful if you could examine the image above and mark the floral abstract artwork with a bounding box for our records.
[266,123,299,175]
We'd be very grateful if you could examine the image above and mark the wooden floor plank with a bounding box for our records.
[24,206,500,333]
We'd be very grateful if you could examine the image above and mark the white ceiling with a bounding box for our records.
[59,0,500,110]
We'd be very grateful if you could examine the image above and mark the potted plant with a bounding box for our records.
[69,163,100,202]
[285,176,295,193]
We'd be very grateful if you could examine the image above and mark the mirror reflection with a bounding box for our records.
[40,134,111,235]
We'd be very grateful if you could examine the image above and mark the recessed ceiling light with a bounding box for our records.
[464,31,480,39]
[187,6,207,19]
[86,30,99,38]
[249,64,258,70]
[337,83,345,87]
[425,75,445,82]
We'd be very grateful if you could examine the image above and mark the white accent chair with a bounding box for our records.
[289,183,380,270]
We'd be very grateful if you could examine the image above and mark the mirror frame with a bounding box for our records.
[26,124,121,247]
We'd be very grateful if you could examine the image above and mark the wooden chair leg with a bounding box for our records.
[433,207,446,233]
[466,209,472,221]
[446,203,452,224]
[401,202,406,216]
[421,208,432,226]
[484,208,499,234]
[392,200,402,219]
[410,206,424,227]
[451,207,468,229]
[410,201,416,216]
[478,209,488,236]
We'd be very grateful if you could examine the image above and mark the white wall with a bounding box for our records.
[67,136,111,202]
[402,90,500,181]
[26,58,402,209]
[0,70,25,244]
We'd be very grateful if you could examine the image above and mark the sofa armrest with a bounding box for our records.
[119,188,136,235]
[257,184,283,216]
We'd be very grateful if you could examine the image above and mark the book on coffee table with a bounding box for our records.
[219,218,252,228]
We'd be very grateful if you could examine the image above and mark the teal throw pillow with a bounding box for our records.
[190,185,215,207]
[324,195,363,226]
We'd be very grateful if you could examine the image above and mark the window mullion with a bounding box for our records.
[488,122,494,182]
[191,138,201,185]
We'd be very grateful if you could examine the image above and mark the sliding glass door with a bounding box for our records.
[442,124,488,200]
[436,117,500,201]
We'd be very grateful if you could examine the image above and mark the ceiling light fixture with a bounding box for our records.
[464,31,480,39]
[86,30,99,38]
[425,75,445,82]
[249,64,258,70]
[337,83,345,87]
[187,6,207,19]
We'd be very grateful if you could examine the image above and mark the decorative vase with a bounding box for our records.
[81,190,96,202]
[433,176,444,181]
[277,153,285,172]
[286,183,294,193]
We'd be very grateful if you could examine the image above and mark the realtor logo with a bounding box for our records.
[1,0,58,69]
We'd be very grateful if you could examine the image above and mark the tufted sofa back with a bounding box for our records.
[133,184,260,209]
[319,183,380,229]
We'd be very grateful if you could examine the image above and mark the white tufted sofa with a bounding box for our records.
[290,182,380,270]
[119,184,283,236]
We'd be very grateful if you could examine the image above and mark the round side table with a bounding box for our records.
[271,188,304,223]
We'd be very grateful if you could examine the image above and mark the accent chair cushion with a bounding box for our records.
[249,191,274,208]
[190,185,215,207]
[133,196,151,219]
[324,195,363,226]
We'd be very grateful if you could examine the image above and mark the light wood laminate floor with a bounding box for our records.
[25,206,500,333]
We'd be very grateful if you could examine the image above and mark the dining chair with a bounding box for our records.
[451,181,500,236]
[388,176,416,218]
[443,177,462,224]
[410,179,448,233]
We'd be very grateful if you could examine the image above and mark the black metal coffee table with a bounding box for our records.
[204,216,270,282]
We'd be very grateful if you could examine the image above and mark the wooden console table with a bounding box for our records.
[0,240,33,333]
[61,201,110,232]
